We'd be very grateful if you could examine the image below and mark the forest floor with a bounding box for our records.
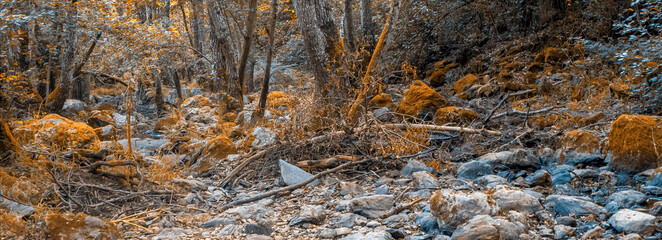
[4,3,662,240]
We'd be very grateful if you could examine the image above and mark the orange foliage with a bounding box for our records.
[453,74,478,99]
[396,80,447,116]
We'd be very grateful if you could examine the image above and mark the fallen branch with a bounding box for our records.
[491,106,555,119]
[381,198,424,219]
[381,123,502,135]
[220,158,370,211]
[296,155,357,169]
[483,89,536,125]
[220,130,349,187]
[89,190,172,208]
[87,160,143,181]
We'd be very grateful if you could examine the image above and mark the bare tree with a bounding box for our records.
[208,0,240,112]
[237,0,259,107]
[292,0,344,105]
[256,0,278,119]
[190,0,205,52]
[360,0,375,49]
[46,0,77,113]
[344,0,356,52]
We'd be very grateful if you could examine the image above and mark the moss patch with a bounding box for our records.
[368,93,395,108]
[396,80,447,116]
[453,74,478,99]
[434,107,479,126]
[609,114,662,172]
[14,114,99,150]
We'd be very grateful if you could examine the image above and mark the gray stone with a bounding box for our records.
[374,107,393,122]
[606,190,647,212]
[251,127,276,148]
[375,185,389,194]
[246,234,271,240]
[366,220,380,227]
[154,228,198,240]
[646,173,662,187]
[473,174,507,188]
[550,165,576,185]
[340,230,393,240]
[457,161,493,179]
[526,170,551,187]
[642,186,662,195]
[349,195,394,218]
[581,226,603,239]
[339,181,366,196]
[414,212,438,233]
[401,160,434,177]
[650,201,662,216]
[573,169,600,179]
[544,195,606,216]
[279,159,319,186]
[430,190,498,230]
[556,216,576,226]
[451,215,525,240]
[217,224,243,236]
[0,195,35,217]
[608,209,656,235]
[288,205,325,226]
[62,99,87,114]
[201,218,236,228]
[331,213,367,228]
[554,225,576,239]
[476,151,513,166]
[244,222,272,235]
[492,186,542,214]
[621,233,643,240]
[503,148,541,169]
[553,183,582,196]
[382,213,407,228]
[412,171,439,188]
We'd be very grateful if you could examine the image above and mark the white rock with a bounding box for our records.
[608,209,656,235]
[252,127,276,148]
[279,160,319,186]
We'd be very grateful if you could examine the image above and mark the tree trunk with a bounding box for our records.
[171,68,183,104]
[208,0,240,113]
[344,0,356,52]
[360,0,375,49]
[257,0,278,119]
[74,32,102,78]
[292,0,343,105]
[154,69,165,117]
[0,117,19,158]
[190,0,204,53]
[236,0,258,109]
[46,0,77,114]
[72,73,90,104]
[246,57,255,93]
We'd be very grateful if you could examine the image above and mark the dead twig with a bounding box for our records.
[220,158,371,211]
[381,198,424,219]
[381,123,502,135]
[491,106,555,120]
[296,155,357,169]
[483,89,536,125]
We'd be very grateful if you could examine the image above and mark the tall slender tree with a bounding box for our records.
[344,0,356,52]
[237,0,259,108]
[360,0,375,49]
[256,0,278,119]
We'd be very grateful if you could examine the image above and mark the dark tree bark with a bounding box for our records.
[344,0,356,52]
[46,0,77,113]
[208,0,240,112]
[74,32,102,77]
[71,73,90,103]
[360,0,375,49]
[256,0,278,119]
[154,69,165,117]
[237,0,259,108]
[190,0,205,53]
[170,68,183,103]
[246,57,255,93]
[292,0,343,105]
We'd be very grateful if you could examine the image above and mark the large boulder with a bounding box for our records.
[434,107,479,126]
[451,215,526,240]
[193,136,237,174]
[558,129,602,165]
[349,195,394,218]
[544,195,606,216]
[14,114,99,150]
[395,80,448,118]
[491,186,543,214]
[430,190,498,230]
[608,209,656,235]
[46,212,120,239]
[609,115,662,172]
